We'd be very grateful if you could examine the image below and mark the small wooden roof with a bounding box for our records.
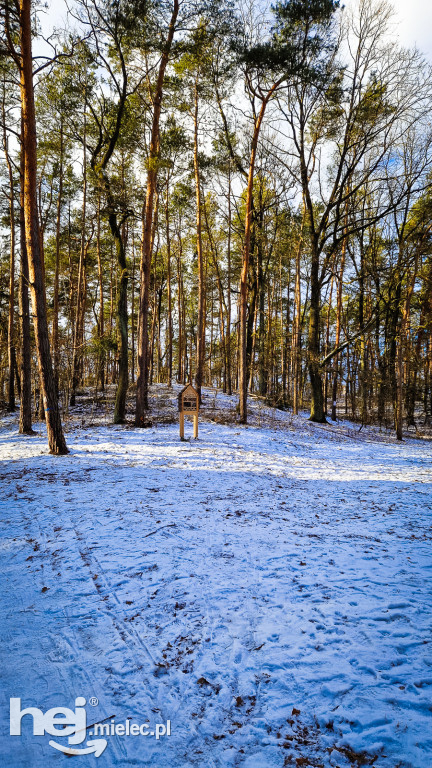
[179,383,198,397]
[178,383,199,411]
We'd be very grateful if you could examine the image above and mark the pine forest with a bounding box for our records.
[1,0,432,453]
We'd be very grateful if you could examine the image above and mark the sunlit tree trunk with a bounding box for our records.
[193,78,205,402]
[131,225,136,385]
[96,201,105,392]
[239,98,268,422]
[331,235,346,421]
[70,120,87,406]
[135,0,179,424]
[18,133,33,434]
[292,211,304,415]
[3,131,16,411]
[52,118,63,392]
[176,222,184,383]
[165,178,173,386]
[19,0,67,454]
[226,165,232,395]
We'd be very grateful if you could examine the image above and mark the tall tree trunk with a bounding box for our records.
[37,208,48,421]
[331,235,346,420]
[70,127,87,406]
[226,165,232,395]
[292,207,304,414]
[388,274,402,439]
[1,85,16,410]
[280,251,289,403]
[131,225,136,384]
[324,274,334,416]
[203,196,227,393]
[5,140,16,411]
[176,223,185,383]
[18,133,33,434]
[147,196,159,388]
[109,211,128,423]
[283,282,291,404]
[358,238,369,425]
[96,201,105,392]
[257,213,266,396]
[396,257,419,438]
[193,78,205,402]
[135,0,179,424]
[165,179,173,386]
[425,336,432,426]
[52,118,63,392]
[149,267,158,386]
[19,0,67,454]
[307,229,326,422]
[239,98,268,423]
[395,332,403,440]
[298,104,325,422]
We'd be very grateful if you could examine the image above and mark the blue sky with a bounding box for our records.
[42,0,432,62]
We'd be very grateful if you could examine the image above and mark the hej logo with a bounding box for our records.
[10,697,107,756]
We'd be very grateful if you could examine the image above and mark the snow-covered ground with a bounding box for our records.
[1,388,431,767]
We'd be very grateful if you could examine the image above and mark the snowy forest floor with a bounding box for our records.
[1,385,431,768]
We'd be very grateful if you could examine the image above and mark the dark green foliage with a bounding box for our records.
[238,0,339,81]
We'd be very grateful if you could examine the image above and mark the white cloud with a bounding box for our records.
[382,0,432,59]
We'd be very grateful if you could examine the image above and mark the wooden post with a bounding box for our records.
[193,413,198,439]
[180,411,185,440]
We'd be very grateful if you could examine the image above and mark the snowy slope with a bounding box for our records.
[0,392,431,767]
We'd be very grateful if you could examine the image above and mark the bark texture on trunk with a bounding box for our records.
[165,180,173,386]
[292,220,303,415]
[18,136,33,434]
[331,242,346,421]
[19,0,68,453]
[307,239,326,423]
[193,79,205,402]
[109,212,129,423]
[135,0,179,425]
[239,98,269,423]
[96,203,105,392]
[3,129,16,411]
[52,120,63,392]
